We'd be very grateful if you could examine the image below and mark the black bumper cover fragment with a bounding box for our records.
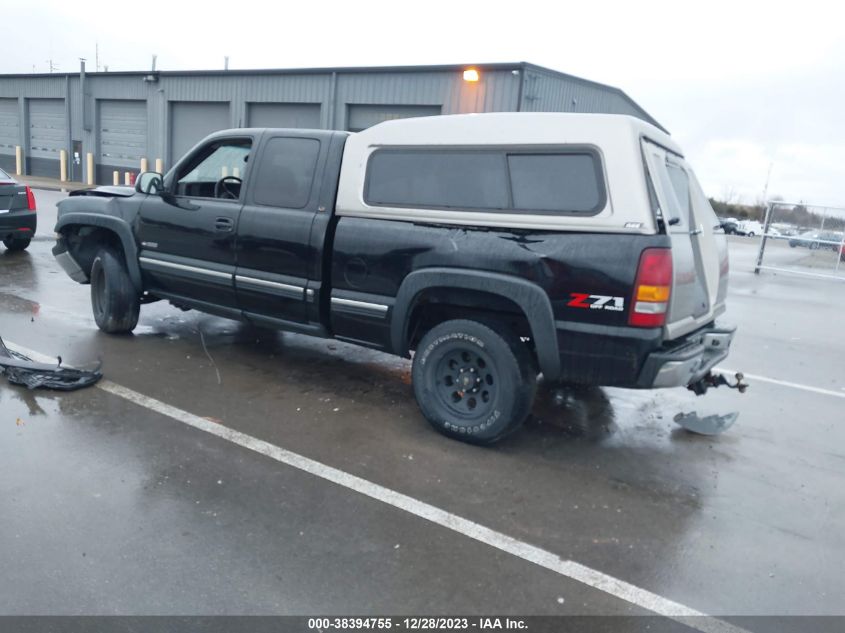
[0,337,102,391]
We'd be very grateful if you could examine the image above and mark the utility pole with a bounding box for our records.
[152,54,157,71]
[760,161,774,221]
[224,56,229,70]
[95,42,99,72]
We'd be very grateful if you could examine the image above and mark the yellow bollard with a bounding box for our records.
[60,150,68,182]
[221,166,229,178]
[87,153,94,185]
[113,171,119,186]
[233,167,240,178]
[15,146,22,175]
[155,158,163,173]
[124,172,131,186]
[140,158,148,173]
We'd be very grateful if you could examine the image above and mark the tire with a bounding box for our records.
[90,247,140,333]
[747,232,755,237]
[3,236,31,252]
[412,319,538,444]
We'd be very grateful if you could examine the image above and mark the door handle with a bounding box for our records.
[214,217,234,232]
[690,224,704,236]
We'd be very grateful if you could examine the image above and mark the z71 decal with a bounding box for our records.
[568,293,625,312]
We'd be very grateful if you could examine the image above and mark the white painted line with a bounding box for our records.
[3,340,745,633]
[716,367,845,400]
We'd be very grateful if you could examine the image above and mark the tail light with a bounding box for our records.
[25,186,36,211]
[629,248,672,328]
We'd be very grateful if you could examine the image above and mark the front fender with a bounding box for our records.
[54,212,142,291]
[391,267,561,380]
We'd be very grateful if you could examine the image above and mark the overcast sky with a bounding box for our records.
[6,0,844,207]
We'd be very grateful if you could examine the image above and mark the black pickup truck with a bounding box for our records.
[53,113,737,443]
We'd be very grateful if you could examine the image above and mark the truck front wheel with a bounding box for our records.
[412,319,537,444]
[90,248,140,334]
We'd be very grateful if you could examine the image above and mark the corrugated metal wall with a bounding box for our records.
[0,64,659,184]
[97,100,148,185]
[246,103,322,129]
[169,102,230,164]
[0,97,18,172]
[519,66,664,130]
[27,98,66,177]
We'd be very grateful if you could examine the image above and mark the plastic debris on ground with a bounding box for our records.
[673,411,738,435]
[0,336,102,391]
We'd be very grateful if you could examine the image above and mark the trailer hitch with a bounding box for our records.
[687,371,748,396]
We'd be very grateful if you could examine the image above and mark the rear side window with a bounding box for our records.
[649,151,687,228]
[365,148,605,215]
[366,151,509,210]
[508,154,601,212]
[252,137,320,209]
[666,162,691,219]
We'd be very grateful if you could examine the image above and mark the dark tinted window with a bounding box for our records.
[365,148,604,214]
[508,154,601,212]
[366,151,509,210]
[253,137,320,209]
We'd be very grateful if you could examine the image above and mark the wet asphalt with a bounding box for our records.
[0,190,843,618]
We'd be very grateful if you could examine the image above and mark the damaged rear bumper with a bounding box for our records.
[637,323,736,388]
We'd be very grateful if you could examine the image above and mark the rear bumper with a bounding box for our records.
[636,323,736,388]
[52,237,89,283]
[0,210,36,238]
[553,319,735,389]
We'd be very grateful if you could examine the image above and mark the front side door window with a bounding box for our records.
[175,140,252,200]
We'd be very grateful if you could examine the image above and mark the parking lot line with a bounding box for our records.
[4,339,746,633]
[716,368,845,399]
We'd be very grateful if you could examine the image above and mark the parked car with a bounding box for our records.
[0,167,37,251]
[53,113,737,444]
[771,223,798,237]
[735,220,763,237]
[789,230,842,250]
[719,218,739,234]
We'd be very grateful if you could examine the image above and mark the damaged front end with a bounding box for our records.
[0,338,102,391]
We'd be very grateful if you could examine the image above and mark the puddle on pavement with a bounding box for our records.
[528,381,617,440]
[0,291,40,315]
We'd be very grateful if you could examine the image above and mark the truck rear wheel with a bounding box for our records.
[412,319,537,444]
[3,236,31,252]
[90,248,140,334]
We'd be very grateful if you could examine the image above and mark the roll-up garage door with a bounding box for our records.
[346,104,441,133]
[247,103,321,129]
[169,102,230,165]
[28,98,66,177]
[0,98,19,173]
[99,100,148,176]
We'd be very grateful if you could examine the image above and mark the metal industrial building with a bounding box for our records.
[0,62,663,185]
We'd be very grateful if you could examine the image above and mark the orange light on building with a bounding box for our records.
[463,69,480,82]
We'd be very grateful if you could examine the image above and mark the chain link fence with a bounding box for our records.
[754,201,845,280]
